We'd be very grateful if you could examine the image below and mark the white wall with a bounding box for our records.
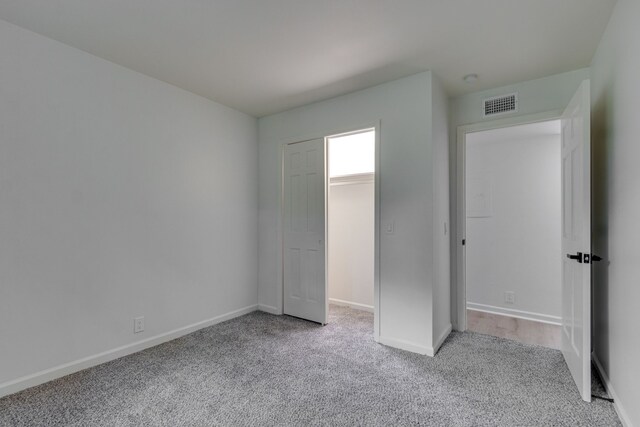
[328,175,374,311]
[591,1,640,425]
[258,72,449,355]
[431,75,451,347]
[449,68,590,328]
[451,68,590,127]
[0,19,258,392]
[465,131,561,323]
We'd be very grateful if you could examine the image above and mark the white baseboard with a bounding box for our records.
[0,304,258,399]
[466,302,561,325]
[258,303,281,315]
[378,335,430,355]
[431,324,452,356]
[378,326,452,357]
[328,298,374,313]
[592,353,633,427]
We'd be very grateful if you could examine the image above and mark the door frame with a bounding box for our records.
[454,110,562,331]
[279,121,381,339]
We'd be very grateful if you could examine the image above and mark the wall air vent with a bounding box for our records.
[483,93,518,118]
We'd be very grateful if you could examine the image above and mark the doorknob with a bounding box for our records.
[567,252,583,263]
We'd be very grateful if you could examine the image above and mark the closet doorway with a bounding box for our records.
[282,125,379,331]
[327,129,375,313]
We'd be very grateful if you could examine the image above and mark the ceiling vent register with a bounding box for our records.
[483,93,518,117]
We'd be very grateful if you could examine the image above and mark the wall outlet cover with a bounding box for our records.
[134,316,145,333]
[504,291,515,304]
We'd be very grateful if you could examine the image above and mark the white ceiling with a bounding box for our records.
[467,120,561,146]
[0,0,616,117]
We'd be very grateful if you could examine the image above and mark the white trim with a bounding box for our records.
[466,302,562,326]
[373,123,381,342]
[0,304,258,399]
[432,324,453,356]
[328,298,374,313]
[592,353,633,427]
[324,136,330,326]
[326,127,375,140]
[378,336,430,355]
[455,109,564,331]
[258,304,281,315]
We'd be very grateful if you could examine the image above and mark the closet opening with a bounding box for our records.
[327,129,376,315]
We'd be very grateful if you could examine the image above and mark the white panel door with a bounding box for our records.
[283,139,327,324]
[561,80,591,402]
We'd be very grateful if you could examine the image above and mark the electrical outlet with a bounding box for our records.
[504,291,515,304]
[134,316,145,334]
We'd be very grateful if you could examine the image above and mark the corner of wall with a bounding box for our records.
[430,72,452,345]
[593,353,634,427]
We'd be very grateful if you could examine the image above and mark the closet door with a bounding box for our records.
[283,139,327,324]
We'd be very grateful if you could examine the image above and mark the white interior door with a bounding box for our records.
[561,80,591,402]
[283,139,327,324]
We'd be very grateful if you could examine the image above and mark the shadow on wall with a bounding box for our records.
[591,79,612,368]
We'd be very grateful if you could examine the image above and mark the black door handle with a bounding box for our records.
[567,252,583,263]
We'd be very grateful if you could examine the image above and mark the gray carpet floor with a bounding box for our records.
[0,306,620,426]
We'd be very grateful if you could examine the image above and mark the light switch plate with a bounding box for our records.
[384,221,395,234]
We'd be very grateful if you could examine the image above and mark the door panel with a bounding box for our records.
[561,80,591,402]
[283,139,327,324]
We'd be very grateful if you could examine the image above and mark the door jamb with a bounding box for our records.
[455,110,562,331]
